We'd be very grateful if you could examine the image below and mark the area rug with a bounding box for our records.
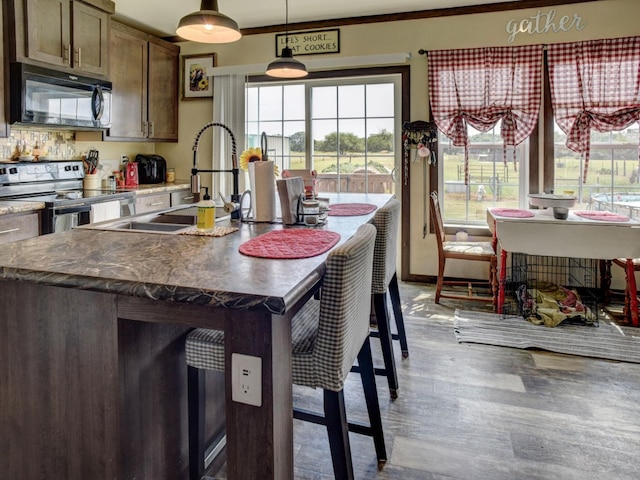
[453,309,640,363]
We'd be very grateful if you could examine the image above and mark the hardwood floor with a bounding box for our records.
[208,281,640,480]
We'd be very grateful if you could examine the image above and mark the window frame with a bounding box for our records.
[246,66,410,194]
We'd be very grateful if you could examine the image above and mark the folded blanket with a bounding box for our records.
[516,282,597,327]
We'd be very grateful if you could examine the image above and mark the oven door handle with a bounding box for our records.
[53,204,92,215]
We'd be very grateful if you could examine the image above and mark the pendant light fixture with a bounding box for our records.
[176,0,242,44]
[266,0,308,78]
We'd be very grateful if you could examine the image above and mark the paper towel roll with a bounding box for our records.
[248,161,276,222]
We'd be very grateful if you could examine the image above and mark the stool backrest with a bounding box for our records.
[314,223,376,391]
[371,198,400,294]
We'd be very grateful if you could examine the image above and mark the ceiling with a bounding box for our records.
[112,0,528,38]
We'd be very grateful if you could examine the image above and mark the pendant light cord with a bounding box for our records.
[285,0,289,47]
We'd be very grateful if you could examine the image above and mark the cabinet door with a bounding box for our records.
[107,25,148,140]
[24,0,72,68]
[71,1,109,76]
[0,3,8,138]
[135,193,171,214]
[147,42,179,142]
[171,190,197,206]
[0,212,40,244]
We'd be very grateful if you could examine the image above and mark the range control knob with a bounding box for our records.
[9,167,18,175]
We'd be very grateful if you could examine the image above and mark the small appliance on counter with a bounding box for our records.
[135,154,167,184]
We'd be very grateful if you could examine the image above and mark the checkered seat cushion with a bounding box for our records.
[185,223,377,393]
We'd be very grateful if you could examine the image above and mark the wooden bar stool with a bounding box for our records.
[368,198,408,400]
[185,224,386,480]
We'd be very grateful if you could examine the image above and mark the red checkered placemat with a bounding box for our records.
[239,229,341,259]
[574,211,629,222]
[491,208,535,218]
[327,203,377,216]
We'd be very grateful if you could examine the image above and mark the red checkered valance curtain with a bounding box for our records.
[427,45,543,184]
[548,37,640,182]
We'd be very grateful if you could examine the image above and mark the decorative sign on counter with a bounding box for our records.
[506,9,586,44]
[276,29,340,56]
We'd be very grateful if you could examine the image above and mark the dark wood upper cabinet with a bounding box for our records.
[6,0,113,77]
[107,21,179,142]
[0,1,7,138]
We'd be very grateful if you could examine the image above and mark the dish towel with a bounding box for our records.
[239,229,340,259]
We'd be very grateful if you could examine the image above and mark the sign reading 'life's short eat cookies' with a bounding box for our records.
[276,29,340,56]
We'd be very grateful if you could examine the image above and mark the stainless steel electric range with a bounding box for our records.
[0,160,135,234]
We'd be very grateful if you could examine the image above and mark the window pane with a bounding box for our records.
[366,83,394,117]
[258,86,282,121]
[312,86,336,118]
[554,122,640,218]
[283,84,305,120]
[338,85,364,117]
[246,87,258,120]
[439,121,524,224]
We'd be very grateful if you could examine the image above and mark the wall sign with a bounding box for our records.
[506,9,587,44]
[275,29,340,56]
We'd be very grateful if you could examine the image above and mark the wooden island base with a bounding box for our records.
[0,282,226,480]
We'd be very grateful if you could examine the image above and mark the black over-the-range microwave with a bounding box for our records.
[9,62,112,130]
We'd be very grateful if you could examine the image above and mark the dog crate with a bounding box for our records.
[501,253,600,326]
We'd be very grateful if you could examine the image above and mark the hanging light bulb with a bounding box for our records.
[266,0,308,78]
[176,0,242,43]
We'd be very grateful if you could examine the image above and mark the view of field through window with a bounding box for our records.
[246,78,399,194]
[438,121,640,224]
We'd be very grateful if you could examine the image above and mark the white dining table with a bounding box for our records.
[487,207,640,326]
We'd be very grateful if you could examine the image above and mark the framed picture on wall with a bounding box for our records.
[182,53,216,100]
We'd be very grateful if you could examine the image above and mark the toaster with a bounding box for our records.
[135,154,167,184]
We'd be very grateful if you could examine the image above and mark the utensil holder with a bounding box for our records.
[83,174,100,190]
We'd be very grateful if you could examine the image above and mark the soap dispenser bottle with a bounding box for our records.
[197,187,216,232]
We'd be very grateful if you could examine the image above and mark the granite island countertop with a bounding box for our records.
[0,194,392,313]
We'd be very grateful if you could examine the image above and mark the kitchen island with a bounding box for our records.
[0,193,391,480]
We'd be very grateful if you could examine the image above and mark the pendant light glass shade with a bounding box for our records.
[176,0,242,43]
[266,47,308,78]
[265,0,308,78]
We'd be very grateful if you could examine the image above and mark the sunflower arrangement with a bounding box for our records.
[239,147,279,177]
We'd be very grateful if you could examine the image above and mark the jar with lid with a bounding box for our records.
[166,168,175,183]
[302,199,320,225]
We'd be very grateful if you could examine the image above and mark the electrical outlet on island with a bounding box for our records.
[231,353,262,407]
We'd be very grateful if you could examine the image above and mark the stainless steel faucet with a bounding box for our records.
[190,121,241,219]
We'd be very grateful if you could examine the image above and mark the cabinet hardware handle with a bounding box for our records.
[143,121,148,136]
[76,47,82,68]
[64,44,71,66]
[148,121,154,138]
[182,196,195,201]
[149,202,164,206]
[0,228,20,235]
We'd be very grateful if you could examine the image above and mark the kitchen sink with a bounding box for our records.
[113,221,192,233]
[79,205,230,234]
